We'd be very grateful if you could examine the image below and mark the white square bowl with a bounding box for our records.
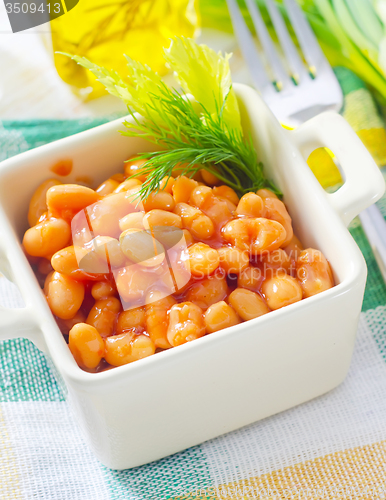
[0,84,384,469]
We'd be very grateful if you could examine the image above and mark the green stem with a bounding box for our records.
[218,161,243,188]
[201,165,242,192]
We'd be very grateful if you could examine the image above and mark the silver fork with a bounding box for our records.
[225,0,343,126]
[227,0,386,285]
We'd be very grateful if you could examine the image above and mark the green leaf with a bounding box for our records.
[164,37,242,134]
[57,53,132,103]
[345,0,384,47]
[332,0,383,73]
[313,0,386,96]
[59,52,171,124]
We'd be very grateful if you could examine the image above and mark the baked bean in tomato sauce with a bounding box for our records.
[24,158,334,371]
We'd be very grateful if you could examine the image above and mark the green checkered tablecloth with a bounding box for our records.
[2,76,386,498]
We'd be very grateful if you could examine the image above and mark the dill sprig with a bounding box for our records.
[122,83,279,199]
[59,39,280,199]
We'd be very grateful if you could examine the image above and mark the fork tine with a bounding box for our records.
[283,0,325,76]
[264,0,309,84]
[225,0,275,94]
[245,0,291,90]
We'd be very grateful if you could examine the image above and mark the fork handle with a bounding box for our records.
[291,111,385,226]
[359,205,386,284]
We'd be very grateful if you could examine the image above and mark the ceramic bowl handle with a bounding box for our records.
[0,240,45,351]
[291,111,385,226]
